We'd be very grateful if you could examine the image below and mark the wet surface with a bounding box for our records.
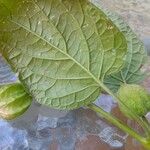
[0,102,127,150]
[0,92,148,150]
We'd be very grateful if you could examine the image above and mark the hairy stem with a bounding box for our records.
[142,139,150,150]
[99,82,150,136]
[141,116,150,138]
[88,103,145,144]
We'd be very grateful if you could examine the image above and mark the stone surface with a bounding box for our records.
[0,120,28,150]
[0,102,127,150]
[75,135,110,150]
[0,55,17,84]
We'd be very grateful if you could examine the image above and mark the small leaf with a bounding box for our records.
[0,83,32,120]
[103,10,147,92]
[0,0,127,109]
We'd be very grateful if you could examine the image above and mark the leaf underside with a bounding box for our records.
[103,10,146,92]
[0,0,127,109]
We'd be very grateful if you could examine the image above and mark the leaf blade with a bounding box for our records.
[0,0,127,109]
[0,83,32,120]
[103,10,146,92]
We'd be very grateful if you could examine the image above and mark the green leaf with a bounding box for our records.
[0,83,32,120]
[103,10,147,92]
[0,0,127,109]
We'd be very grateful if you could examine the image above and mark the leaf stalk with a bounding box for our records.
[88,103,150,150]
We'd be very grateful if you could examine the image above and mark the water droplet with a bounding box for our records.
[15,72,19,77]
[38,21,41,25]
[111,49,116,55]
[83,24,89,28]
[50,15,55,20]
[107,25,113,30]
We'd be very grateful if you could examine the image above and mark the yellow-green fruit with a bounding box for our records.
[117,84,150,118]
[0,83,32,120]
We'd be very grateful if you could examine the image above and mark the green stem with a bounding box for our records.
[88,103,147,146]
[99,82,150,136]
[141,139,150,150]
[142,116,150,138]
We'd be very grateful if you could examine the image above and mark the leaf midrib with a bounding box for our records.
[32,0,91,70]
[0,92,27,107]
[9,18,102,88]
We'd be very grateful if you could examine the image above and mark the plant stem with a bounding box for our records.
[88,103,147,145]
[98,82,150,135]
[142,116,150,138]
[142,139,150,150]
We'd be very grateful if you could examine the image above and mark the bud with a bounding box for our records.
[117,84,150,118]
[0,83,32,120]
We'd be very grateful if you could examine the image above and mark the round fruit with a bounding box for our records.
[117,84,150,118]
[0,83,32,120]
